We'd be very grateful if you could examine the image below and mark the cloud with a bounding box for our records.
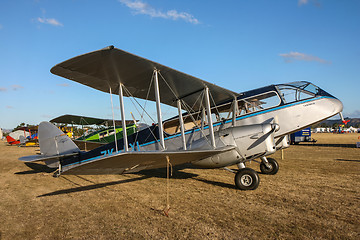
[298,0,321,7]
[57,83,70,87]
[279,52,331,64]
[11,85,24,91]
[0,87,7,92]
[0,24,3,30]
[37,17,63,26]
[119,0,199,24]
[298,0,308,6]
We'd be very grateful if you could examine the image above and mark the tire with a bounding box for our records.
[234,168,260,190]
[260,158,279,175]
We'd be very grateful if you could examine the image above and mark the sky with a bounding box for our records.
[0,0,359,129]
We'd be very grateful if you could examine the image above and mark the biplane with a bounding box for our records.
[19,46,343,190]
[50,114,140,150]
[7,126,38,146]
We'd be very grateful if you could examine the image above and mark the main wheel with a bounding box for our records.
[260,158,279,175]
[234,168,260,190]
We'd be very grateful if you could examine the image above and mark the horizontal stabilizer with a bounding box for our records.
[60,146,235,175]
[19,152,80,168]
[19,152,79,163]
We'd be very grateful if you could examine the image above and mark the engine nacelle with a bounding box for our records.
[192,123,277,168]
[275,135,290,150]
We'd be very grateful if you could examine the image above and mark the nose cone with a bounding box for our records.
[330,98,343,115]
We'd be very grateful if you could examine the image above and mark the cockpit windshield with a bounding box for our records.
[275,81,332,104]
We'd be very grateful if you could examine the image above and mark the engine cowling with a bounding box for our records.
[192,123,277,168]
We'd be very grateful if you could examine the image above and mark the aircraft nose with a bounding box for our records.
[328,97,343,114]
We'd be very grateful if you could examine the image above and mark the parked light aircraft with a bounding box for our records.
[7,127,38,146]
[20,46,343,190]
[50,114,140,150]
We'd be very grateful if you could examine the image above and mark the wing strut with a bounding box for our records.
[232,97,238,126]
[177,99,187,150]
[119,83,128,152]
[154,70,165,150]
[204,87,216,148]
[109,87,118,152]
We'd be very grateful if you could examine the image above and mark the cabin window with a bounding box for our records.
[212,102,233,122]
[237,91,280,115]
[163,112,202,135]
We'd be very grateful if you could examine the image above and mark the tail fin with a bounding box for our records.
[6,135,19,145]
[19,122,80,168]
[39,121,80,156]
[19,135,27,144]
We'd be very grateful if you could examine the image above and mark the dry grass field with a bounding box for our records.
[0,133,359,239]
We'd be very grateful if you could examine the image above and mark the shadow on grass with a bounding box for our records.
[37,175,151,197]
[136,165,198,180]
[194,177,237,189]
[335,159,360,163]
[37,164,198,197]
[300,143,357,148]
[36,164,238,197]
[15,162,56,175]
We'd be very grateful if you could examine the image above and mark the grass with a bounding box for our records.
[0,133,359,239]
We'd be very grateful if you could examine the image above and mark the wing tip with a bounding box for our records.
[102,45,114,50]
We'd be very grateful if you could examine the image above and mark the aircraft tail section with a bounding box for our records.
[19,135,27,144]
[6,135,19,145]
[19,122,80,168]
[39,121,80,156]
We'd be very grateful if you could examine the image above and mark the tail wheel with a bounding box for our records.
[234,168,260,190]
[260,158,279,175]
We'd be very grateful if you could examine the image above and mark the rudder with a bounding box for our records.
[39,121,80,157]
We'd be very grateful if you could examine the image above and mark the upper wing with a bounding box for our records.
[60,146,235,175]
[50,114,135,126]
[50,46,237,111]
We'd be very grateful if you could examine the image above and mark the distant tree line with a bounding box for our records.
[311,118,360,128]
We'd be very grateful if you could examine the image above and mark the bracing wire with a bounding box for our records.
[117,69,216,149]
[173,91,212,147]
[122,86,159,145]
[121,72,164,146]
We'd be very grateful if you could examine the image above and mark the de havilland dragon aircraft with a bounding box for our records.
[20,46,344,190]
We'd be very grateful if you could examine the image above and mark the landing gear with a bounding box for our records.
[260,157,279,175]
[224,156,279,190]
[234,168,260,190]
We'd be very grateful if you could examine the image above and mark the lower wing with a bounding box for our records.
[60,146,235,175]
